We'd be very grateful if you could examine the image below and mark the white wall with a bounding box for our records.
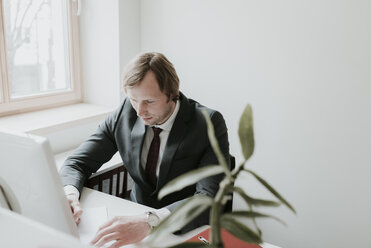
[118,0,141,100]
[79,0,141,107]
[140,0,371,247]
[49,0,141,154]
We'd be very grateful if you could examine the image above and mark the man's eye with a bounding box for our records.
[146,100,154,104]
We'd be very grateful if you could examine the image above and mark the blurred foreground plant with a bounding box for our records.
[146,104,296,248]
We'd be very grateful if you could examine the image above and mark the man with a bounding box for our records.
[59,52,230,247]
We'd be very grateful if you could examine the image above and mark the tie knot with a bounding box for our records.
[152,127,162,136]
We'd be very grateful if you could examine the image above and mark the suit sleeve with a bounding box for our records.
[59,103,124,194]
[166,110,230,233]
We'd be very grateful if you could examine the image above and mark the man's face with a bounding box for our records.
[126,70,176,126]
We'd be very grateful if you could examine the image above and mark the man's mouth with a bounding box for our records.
[142,117,152,121]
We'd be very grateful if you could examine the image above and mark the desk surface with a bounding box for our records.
[80,187,207,248]
[80,187,151,218]
[0,207,89,248]
[79,188,281,248]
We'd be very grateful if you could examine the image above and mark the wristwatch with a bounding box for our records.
[146,211,160,229]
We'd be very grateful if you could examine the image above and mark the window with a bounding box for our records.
[0,0,81,116]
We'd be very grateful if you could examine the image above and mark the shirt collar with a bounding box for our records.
[153,100,180,131]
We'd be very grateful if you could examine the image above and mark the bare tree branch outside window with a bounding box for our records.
[3,0,70,98]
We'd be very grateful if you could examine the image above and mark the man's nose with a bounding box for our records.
[137,102,147,116]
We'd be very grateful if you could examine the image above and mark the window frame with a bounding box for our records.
[0,0,82,117]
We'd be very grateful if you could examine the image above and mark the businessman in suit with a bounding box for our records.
[59,52,230,247]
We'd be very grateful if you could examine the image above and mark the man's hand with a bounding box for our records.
[66,193,83,225]
[90,214,151,248]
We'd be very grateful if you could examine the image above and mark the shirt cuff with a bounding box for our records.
[153,208,171,222]
[64,185,80,198]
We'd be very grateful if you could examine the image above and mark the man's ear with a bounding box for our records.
[169,94,177,103]
[172,93,180,102]
[166,94,172,103]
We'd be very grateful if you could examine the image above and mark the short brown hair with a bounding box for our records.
[123,52,180,101]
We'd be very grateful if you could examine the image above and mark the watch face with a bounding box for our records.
[147,212,160,227]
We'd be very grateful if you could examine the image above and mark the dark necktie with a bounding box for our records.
[145,127,162,187]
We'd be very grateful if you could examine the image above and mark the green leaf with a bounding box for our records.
[244,170,296,214]
[234,186,281,207]
[224,210,286,226]
[238,104,255,161]
[147,195,213,244]
[220,215,262,244]
[158,165,225,200]
[167,242,209,248]
[202,110,231,177]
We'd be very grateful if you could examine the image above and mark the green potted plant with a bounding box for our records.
[146,104,296,248]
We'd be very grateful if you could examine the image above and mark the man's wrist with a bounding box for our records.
[144,208,170,229]
[153,208,171,221]
[64,185,80,198]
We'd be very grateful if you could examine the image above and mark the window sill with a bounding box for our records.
[0,103,114,135]
[0,103,115,154]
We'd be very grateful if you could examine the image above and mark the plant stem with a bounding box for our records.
[210,178,230,248]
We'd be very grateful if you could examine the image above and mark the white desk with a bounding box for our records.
[79,187,281,248]
[79,187,206,248]
[80,187,151,219]
[0,208,89,248]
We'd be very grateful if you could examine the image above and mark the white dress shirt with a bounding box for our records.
[140,100,180,178]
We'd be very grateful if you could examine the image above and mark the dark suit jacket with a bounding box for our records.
[59,92,230,232]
